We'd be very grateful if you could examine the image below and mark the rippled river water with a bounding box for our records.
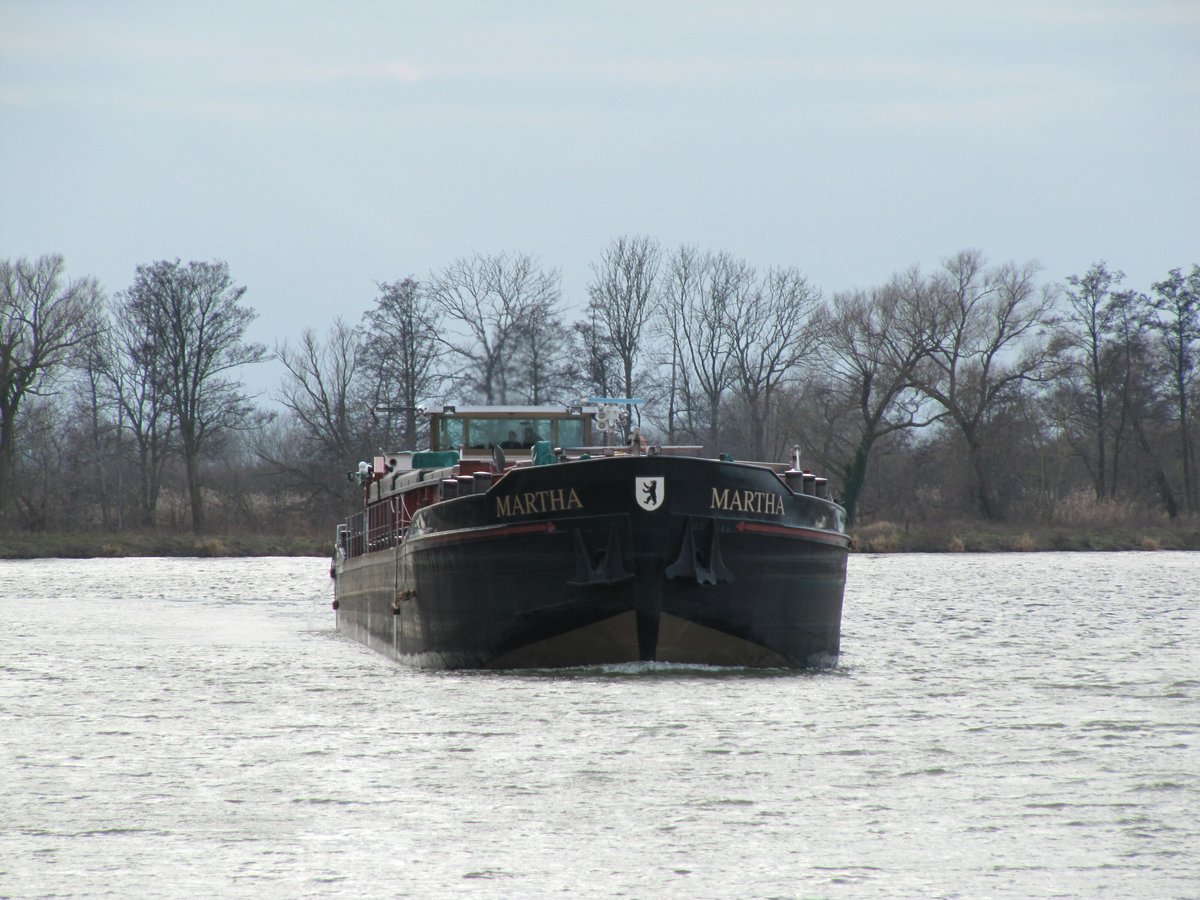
[1,553,1197,899]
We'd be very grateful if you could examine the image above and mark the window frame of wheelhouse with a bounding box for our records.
[427,404,598,458]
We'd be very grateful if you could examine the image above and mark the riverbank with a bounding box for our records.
[0,531,329,560]
[852,520,1200,552]
[2,522,1198,559]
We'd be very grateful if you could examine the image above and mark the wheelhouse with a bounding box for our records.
[427,404,599,460]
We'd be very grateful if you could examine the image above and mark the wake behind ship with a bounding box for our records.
[330,403,849,669]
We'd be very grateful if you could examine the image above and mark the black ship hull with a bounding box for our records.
[333,455,848,669]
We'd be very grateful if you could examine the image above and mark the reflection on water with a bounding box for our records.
[1,553,1197,898]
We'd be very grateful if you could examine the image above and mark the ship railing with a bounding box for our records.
[342,491,426,560]
[562,444,706,458]
[341,511,367,559]
[367,501,396,553]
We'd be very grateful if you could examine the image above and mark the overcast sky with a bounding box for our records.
[2,0,1197,393]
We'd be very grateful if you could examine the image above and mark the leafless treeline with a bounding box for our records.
[2,242,1197,536]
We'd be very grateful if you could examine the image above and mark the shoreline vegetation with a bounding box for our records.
[2,523,1198,560]
[5,251,1199,557]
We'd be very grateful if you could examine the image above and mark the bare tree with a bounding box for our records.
[258,319,373,517]
[427,252,560,404]
[74,316,124,529]
[1149,265,1200,514]
[586,235,662,422]
[360,278,447,448]
[818,269,942,525]
[1101,287,1151,498]
[1057,262,1132,500]
[654,246,705,444]
[918,250,1058,520]
[510,301,573,405]
[8,397,70,530]
[276,319,368,461]
[0,254,100,521]
[124,259,266,533]
[1119,308,1180,517]
[661,248,745,454]
[572,312,620,403]
[727,266,821,461]
[107,290,176,527]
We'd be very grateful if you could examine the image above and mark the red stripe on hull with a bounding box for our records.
[734,519,850,547]
[407,521,559,546]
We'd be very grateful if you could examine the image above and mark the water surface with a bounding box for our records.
[1,553,1196,898]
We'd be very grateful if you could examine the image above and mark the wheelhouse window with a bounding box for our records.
[557,419,584,448]
[513,422,554,451]
[467,417,552,450]
[436,417,464,451]
[432,411,590,453]
[467,418,502,449]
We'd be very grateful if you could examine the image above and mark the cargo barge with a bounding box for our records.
[331,403,849,669]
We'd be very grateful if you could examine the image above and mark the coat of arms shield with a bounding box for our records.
[635,476,664,511]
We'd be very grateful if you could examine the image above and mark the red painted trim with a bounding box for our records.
[408,521,559,546]
[734,520,850,547]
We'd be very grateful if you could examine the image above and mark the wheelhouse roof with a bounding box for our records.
[425,404,600,417]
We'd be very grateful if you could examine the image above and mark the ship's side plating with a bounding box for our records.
[333,454,848,669]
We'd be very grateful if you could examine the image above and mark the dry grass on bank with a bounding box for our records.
[0,531,330,560]
[852,519,1200,553]
[854,492,1200,552]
